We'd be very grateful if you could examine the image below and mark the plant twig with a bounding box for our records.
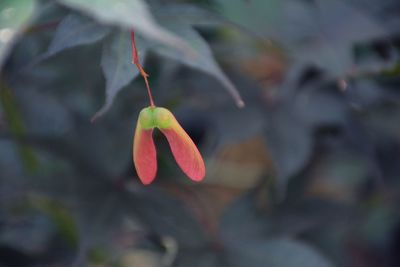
[131,31,155,107]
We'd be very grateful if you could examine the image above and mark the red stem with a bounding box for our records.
[130,31,155,107]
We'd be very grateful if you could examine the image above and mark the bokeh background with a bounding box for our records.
[1,0,400,266]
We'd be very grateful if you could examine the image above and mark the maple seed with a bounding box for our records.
[133,106,206,185]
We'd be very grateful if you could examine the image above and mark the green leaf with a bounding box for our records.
[46,13,110,57]
[32,197,79,247]
[92,31,146,120]
[56,0,196,57]
[0,0,36,67]
[0,79,38,173]
[148,23,244,107]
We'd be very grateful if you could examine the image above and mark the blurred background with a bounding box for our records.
[1,0,400,266]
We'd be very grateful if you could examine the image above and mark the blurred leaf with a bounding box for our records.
[220,195,338,267]
[362,102,400,139]
[0,80,38,172]
[168,70,265,146]
[226,238,334,267]
[15,86,74,137]
[56,0,196,57]
[0,211,55,255]
[217,0,391,76]
[350,0,400,35]
[121,250,163,267]
[266,110,313,192]
[32,197,79,247]
[93,31,146,120]
[294,86,347,128]
[288,0,389,76]
[264,67,348,192]
[175,250,219,267]
[211,105,265,145]
[216,0,282,38]
[220,193,320,245]
[360,200,399,247]
[46,13,110,57]
[0,140,24,179]
[0,0,36,67]
[149,23,243,107]
[306,151,371,203]
[220,193,271,242]
[154,4,234,28]
[131,187,208,248]
[346,79,394,109]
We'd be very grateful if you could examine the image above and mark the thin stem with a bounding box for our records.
[130,31,155,107]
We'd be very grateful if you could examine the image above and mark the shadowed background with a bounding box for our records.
[1,0,400,266]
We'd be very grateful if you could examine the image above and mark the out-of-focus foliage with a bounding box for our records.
[1,0,400,266]
[0,0,36,66]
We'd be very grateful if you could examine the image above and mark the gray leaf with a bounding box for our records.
[153,4,233,28]
[56,0,196,57]
[93,31,146,120]
[216,0,283,39]
[46,14,110,57]
[290,0,388,77]
[265,108,313,189]
[217,0,390,77]
[149,24,244,107]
